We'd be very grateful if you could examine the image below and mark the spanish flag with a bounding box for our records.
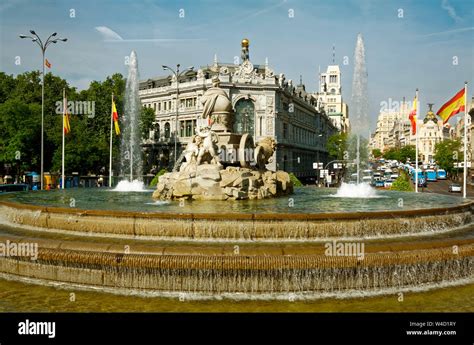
[409,96,417,135]
[437,88,466,124]
[112,101,120,135]
[63,100,71,134]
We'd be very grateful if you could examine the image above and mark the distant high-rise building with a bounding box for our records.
[314,65,350,132]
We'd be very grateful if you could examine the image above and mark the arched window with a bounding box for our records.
[234,99,255,135]
[164,122,170,138]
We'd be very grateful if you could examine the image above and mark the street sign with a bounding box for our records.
[455,162,472,168]
[320,169,329,178]
[313,162,324,169]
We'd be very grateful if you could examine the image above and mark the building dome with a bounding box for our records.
[241,38,249,48]
[423,104,438,124]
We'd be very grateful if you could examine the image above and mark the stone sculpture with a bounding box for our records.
[152,74,293,201]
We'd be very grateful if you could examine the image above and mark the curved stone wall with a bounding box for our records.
[0,233,472,295]
[0,200,472,241]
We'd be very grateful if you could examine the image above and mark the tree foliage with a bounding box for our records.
[326,133,348,160]
[372,148,382,158]
[434,139,463,174]
[382,145,416,163]
[390,170,413,192]
[0,71,155,177]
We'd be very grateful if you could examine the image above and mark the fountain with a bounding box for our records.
[116,51,143,191]
[0,40,472,301]
[337,33,371,198]
[152,76,293,201]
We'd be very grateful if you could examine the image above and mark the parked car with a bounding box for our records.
[384,179,394,188]
[448,183,462,193]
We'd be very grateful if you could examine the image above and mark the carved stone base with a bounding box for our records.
[152,165,293,201]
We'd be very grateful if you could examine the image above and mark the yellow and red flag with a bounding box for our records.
[437,88,466,124]
[409,96,417,135]
[45,59,51,69]
[63,100,71,135]
[112,101,120,135]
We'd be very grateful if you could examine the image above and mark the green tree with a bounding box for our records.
[383,147,400,161]
[434,139,463,175]
[140,106,155,139]
[390,170,413,192]
[326,133,347,160]
[399,145,416,163]
[372,148,382,158]
[0,100,41,172]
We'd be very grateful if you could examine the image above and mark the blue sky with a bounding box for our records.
[0,0,473,130]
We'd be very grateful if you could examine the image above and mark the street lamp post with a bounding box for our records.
[162,64,194,167]
[19,31,67,190]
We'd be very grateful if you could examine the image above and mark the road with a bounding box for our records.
[416,178,474,198]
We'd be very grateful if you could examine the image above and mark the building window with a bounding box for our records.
[154,123,160,140]
[164,122,170,138]
[283,123,288,139]
[180,121,185,137]
[185,120,193,137]
[234,99,255,135]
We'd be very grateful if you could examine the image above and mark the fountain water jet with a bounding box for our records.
[337,33,371,197]
[333,182,380,198]
[119,51,143,184]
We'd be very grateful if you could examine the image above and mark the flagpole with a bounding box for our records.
[109,93,114,188]
[463,82,468,198]
[415,88,419,193]
[61,88,66,190]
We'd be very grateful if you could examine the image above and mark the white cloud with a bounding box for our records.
[95,26,123,41]
[441,0,462,23]
[421,26,474,37]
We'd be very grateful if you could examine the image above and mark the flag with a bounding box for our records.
[409,96,417,135]
[45,59,51,69]
[63,100,71,134]
[112,101,120,135]
[437,88,466,124]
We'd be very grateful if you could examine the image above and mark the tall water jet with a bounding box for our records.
[351,34,369,181]
[120,51,143,182]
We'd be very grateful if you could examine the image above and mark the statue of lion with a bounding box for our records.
[254,137,276,170]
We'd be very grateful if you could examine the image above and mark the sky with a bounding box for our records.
[0,0,473,131]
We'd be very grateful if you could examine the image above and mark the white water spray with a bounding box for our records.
[120,51,143,183]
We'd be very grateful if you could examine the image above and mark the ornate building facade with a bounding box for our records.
[138,39,338,178]
[314,65,350,132]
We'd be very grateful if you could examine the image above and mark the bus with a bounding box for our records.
[411,169,427,187]
[425,169,437,182]
[437,169,447,180]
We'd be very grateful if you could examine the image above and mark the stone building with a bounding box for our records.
[314,65,350,132]
[415,105,451,164]
[139,39,338,178]
[370,105,410,152]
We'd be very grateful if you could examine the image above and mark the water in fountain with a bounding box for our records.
[333,182,380,198]
[116,51,143,191]
[337,33,372,197]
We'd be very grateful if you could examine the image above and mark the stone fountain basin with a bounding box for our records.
[0,229,472,297]
[0,199,472,241]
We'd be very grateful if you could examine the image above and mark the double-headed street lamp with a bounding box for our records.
[162,64,194,165]
[19,30,67,190]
